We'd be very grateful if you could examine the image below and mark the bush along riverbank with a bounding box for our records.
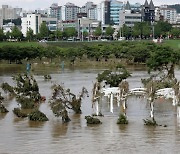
[0,41,179,68]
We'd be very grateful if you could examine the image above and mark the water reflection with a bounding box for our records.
[28,121,46,128]
[51,121,69,138]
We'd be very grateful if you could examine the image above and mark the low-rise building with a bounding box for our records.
[21,13,57,36]
[119,10,142,27]
[2,22,15,33]
[21,13,41,36]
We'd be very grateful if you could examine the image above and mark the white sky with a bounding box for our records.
[0,0,179,10]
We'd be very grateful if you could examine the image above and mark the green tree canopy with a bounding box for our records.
[55,29,63,40]
[147,46,180,78]
[97,64,131,87]
[154,21,172,38]
[132,22,141,38]
[0,28,5,41]
[26,28,34,41]
[170,28,180,38]
[39,22,49,39]
[63,27,77,38]
[93,26,102,37]
[122,24,131,39]
[142,22,151,38]
[11,26,23,40]
[105,26,114,36]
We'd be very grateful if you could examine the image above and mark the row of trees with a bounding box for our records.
[0,41,179,65]
[121,21,180,39]
[1,21,179,42]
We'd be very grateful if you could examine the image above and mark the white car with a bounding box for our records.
[118,37,125,41]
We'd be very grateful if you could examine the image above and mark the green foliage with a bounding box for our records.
[26,28,34,41]
[28,109,49,121]
[93,26,102,37]
[0,28,5,41]
[85,115,102,124]
[97,64,131,87]
[132,22,141,38]
[16,96,35,109]
[147,45,180,78]
[11,26,23,40]
[63,27,77,38]
[154,21,172,38]
[143,118,157,126]
[132,22,151,39]
[117,114,128,124]
[0,102,9,113]
[1,82,14,94]
[13,108,28,118]
[105,26,114,36]
[39,22,49,39]
[50,84,88,122]
[122,24,131,39]
[55,30,63,40]
[170,28,180,38]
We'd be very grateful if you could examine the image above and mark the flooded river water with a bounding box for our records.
[0,66,180,154]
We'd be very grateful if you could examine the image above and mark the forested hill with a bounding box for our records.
[168,4,180,13]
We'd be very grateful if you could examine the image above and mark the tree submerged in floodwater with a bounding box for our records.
[11,74,42,109]
[0,101,9,113]
[97,64,131,87]
[50,84,88,123]
[28,109,49,121]
[85,115,102,124]
[117,114,128,124]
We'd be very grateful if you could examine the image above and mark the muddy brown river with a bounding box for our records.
[0,66,180,154]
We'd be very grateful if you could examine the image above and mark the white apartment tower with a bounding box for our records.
[160,7,177,24]
[21,14,41,36]
[64,3,80,21]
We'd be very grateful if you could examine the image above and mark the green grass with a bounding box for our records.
[47,41,125,48]
[0,41,42,48]
[163,40,180,49]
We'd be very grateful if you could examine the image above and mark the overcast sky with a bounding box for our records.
[0,0,179,10]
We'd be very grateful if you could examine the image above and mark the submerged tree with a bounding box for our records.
[97,64,131,87]
[50,84,88,123]
[0,101,9,113]
[147,46,180,79]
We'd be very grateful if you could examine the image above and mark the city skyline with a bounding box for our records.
[0,0,179,10]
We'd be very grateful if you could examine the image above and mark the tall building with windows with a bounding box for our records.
[63,3,80,21]
[98,0,111,25]
[0,5,22,20]
[110,0,124,25]
[49,3,62,21]
[21,13,41,36]
[160,7,177,24]
[88,5,97,20]
[142,0,155,23]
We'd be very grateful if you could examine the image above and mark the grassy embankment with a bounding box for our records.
[163,40,180,49]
